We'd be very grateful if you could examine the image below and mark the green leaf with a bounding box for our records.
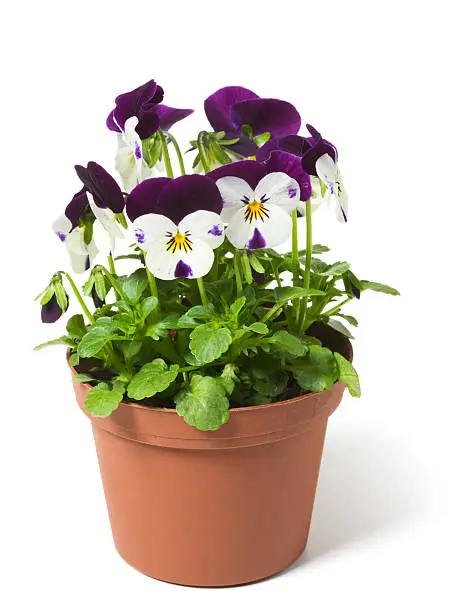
[120,269,148,303]
[127,359,179,401]
[317,261,350,276]
[120,340,143,362]
[274,287,325,302]
[69,352,80,366]
[252,369,288,399]
[241,253,253,284]
[73,373,98,383]
[175,375,230,431]
[54,281,68,312]
[139,296,159,319]
[326,318,355,339]
[85,382,124,418]
[269,331,306,356]
[336,313,359,327]
[189,324,232,364]
[247,322,269,335]
[34,336,75,351]
[220,363,238,395]
[334,352,361,397]
[360,281,400,296]
[66,314,86,339]
[229,297,246,317]
[39,283,55,305]
[249,254,265,273]
[94,271,108,301]
[291,345,339,392]
[312,244,330,254]
[146,313,180,340]
[78,323,116,358]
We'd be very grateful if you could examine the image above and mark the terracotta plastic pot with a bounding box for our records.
[71,325,351,587]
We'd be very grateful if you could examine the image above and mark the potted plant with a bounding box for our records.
[36,80,398,587]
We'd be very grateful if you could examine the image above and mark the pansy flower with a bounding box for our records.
[204,86,302,157]
[208,160,300,249]
[300,124,338,176]
[52,163,125,272]
[107,79,193,190]
[126,175,224,280]
[315,154,348,223]
[41,293,68,324]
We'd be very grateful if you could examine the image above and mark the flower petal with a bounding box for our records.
[254,172,300,212]
[301,127,338,176]
[315,154,339,185]
[88,193,124,251]
[65,227,98,273]
[52,214,72,242]
[226,204,293,249]
[125,177,172,221]
[107,80,162,132]
[215,176,255,223]
[204,86,259,133]
[336,186,349,223]
[155,104,194,131]
[64,188,89,229]
[145,238,214,280]
[264,151,312,201]
[75,162,125,213]
[132,213,176,249]
[230,98,301,138]
[41,294,64,323]
[157,175,223,225]
[178,210,224,248]
[208,159,265,190]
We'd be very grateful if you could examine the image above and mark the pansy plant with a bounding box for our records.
[37,79,399,431]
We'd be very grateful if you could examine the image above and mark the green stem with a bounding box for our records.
[97,266,127,302]
[159,130,174,178]
[298,199,313,332]
[196,278,208,305]
[197,132,211,173]
[166,132,186,176]
[321,297,353,319]
[234,252,243,297]
[61,272,95,324]
[291,210,300,321]
[261,303,283,324]
[107,254,120,299]
[146,265,162,318]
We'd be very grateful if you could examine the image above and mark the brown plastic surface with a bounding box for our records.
[71,326,351,586]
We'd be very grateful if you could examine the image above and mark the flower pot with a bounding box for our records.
[70,325,351,587]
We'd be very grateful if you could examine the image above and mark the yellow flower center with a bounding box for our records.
[166,231,193,253]
[244,201,270,223]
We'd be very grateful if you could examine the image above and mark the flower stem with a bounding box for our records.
[166,132,186,176]
[234,252,243,297]
[298,199,312,332]
[61,272,95,324]
[197,278,208,305]
[197,132,211,173]
[291,210,300,321]
[159,130,174,178]
[321,296,353,318]
[146,265,162,317]
[97,265,127,302]
[107,253,120,299]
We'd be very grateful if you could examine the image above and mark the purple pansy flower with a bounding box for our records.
[126,175,224,280]
[52,163,125,272]
[300,124,338,176]
[106,79,193,140]
[204,86,302,157]
[208,160,300,250]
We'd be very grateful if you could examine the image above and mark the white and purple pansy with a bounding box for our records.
[115,116,153,193]
[208,160,300,249]
[315,154,348,223]
[53,163,126,272]
[126,175,224,280]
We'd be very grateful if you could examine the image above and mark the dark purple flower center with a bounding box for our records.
[174,260,193,278]
[247,228,267,249]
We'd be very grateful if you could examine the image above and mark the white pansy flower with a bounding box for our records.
[316,154,348,223]
[216,172,300,249]
[133,210,224,280]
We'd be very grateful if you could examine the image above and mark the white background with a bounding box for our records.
[1,1,458,610]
